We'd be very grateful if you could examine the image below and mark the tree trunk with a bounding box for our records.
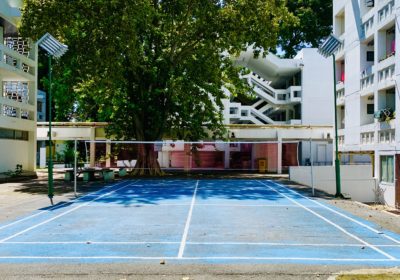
[132,143,163,176]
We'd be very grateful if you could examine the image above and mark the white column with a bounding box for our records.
[89,127,96,167]
[224,145,230,169]
[105,141,111,167]
[277,132,283,174]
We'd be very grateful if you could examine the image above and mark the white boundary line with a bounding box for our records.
[0,180,139,243]
[194,203,319,208]
[257,180,397,260]
[267,180,400,245]
[0,256,398,262]
[3,241,400,247]
[0,180,129,232]
[178,180,199,258]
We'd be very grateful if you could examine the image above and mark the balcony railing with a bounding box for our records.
[338,135,345,146]
[378,129,395,144]
[362,16,374,37]
[378,0,394,23]
[378,65,395,82]
[0,44,36,77]
[361,74,374,89]
[336,88,345,103]
[361,131,375,145]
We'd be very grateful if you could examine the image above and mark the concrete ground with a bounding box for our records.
[0,174,399,279]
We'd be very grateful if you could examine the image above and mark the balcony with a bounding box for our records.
[0,39,36,81]
[362,15,375,40]
[336,88,345,105]
[378,65,395,90]
[378,129,395,144]
[335,35,345,59]
[338,135,345,146]
[360,73,374,91]
[360,131,375,145]
[377,0,395,26]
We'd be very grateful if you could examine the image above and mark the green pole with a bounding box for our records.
[48,55,54,203]
[332,54,342,198]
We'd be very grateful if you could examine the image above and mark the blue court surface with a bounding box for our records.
[0,179,400,265]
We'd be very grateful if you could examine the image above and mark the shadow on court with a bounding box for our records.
[74,179,285,206]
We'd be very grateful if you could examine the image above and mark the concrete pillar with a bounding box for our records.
[224,145,230,169]
[184,144,191,171]
[105,141,111,167]
[277,132,283,174]
[89,127,96,167]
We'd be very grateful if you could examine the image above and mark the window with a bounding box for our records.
[0,128,28,141]
[367,104,374,114]
[37,101,43,113]
[367,51,374,62]
[380,155,394,183]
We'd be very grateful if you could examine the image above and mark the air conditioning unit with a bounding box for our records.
[365,0,374,7]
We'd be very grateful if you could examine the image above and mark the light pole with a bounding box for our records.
[318,34,343,198]
[37,33,68,204]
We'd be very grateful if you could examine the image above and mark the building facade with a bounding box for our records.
[333,0,399,207]
[0,1,37,172]
[221,48,335,168]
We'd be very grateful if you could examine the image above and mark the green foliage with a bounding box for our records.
[21,0,295,142]
[276,0,332,58]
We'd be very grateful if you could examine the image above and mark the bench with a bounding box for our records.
[82,168,114,182]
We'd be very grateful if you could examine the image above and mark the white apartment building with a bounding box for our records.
[221,48,335,167]
[0,1,37,173]
[333,0,399,207]
[224,48,334,126]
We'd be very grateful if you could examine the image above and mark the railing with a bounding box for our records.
[360,131,375,145]
[335,38,345,55]
[0,44,35,76]
[361,74,374,89]
[378,129,395,144]
[378,65,395,82]
[0,98,35,121]
[338,135,345,146]
[3,81,29,104]
[362,16,374,37]
[378,0,394,23]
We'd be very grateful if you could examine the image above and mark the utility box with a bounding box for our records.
[257,158,267,173]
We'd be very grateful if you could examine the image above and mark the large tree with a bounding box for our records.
[276,0,332,58]
[21,0,295,175]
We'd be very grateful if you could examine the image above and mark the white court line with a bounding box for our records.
[82,203,191,207]
[0,256,398,262]
[1,241,180,244]
[0,180,129,232]
[4,241,400,248]
[0,180,139,243]
[194,203,320,208]
[257,180,397,261]
[0,241,387,247]
[267,180,400,245]
[178,180,199,258]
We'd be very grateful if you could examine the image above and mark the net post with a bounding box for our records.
[74,138,77,197]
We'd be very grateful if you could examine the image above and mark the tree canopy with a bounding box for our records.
[276,0,332,58]
[21,0,296,174]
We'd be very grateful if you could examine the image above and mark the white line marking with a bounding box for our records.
[268,180,400,245]
[0,256,398,262]
[178,180,199,258]
[0,180,139,243]
[257,180,397,260]
[4,241,400,247]
[82,203,192,207]
[0,180,129,232]
[2,241,180,244]
[194,203,317,208]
